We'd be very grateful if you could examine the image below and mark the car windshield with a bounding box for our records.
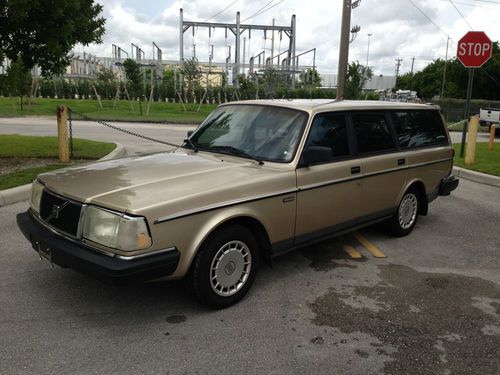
[187,104,308,163]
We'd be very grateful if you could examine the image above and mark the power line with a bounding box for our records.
[453,1,493,9]
[242,0,286,23]
[205,0,240,22]
[448,0,473,29]
[473,0,500,4]
[406,0,448,38]
[243,0,275,22]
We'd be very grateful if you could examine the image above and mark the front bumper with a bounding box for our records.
[16,211,180,284]
[439,175,459,196]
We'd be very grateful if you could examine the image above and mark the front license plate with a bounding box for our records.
[32,239,52,263]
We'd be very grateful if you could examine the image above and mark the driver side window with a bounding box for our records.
[304,113,350,163]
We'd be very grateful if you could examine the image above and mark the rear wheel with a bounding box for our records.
[192,225,259,308]
[387,186,420,237]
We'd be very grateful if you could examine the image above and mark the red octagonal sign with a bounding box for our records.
[457,31,493,68]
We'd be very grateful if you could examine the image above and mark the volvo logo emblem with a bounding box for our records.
[224,261,236,275]
[45,201,69,222]
[51,204,61,219]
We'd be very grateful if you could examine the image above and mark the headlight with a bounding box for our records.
[82,206,152,251]
[30,180,44,214]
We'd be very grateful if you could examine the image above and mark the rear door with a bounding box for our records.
[351,111,408,217]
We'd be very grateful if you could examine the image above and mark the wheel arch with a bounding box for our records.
[186,214,272,275]
[403,179,428,216]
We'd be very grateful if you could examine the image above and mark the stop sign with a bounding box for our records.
[457,31,493,67]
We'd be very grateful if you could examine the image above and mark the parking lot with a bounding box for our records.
[1,175,499,374]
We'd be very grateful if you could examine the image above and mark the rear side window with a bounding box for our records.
[304,113,350,161]
[391,110,448,149]
[351,112,395,154]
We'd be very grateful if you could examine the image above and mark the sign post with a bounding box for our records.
[456,31,493,157]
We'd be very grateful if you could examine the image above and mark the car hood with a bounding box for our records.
[39,150,294,214]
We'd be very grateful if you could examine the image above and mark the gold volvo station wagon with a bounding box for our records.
[17,100,459,308]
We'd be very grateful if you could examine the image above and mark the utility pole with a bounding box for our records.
[395,58,403,78]
[336,0,352,99]
[410,57,415,75]
[441,36,450,99]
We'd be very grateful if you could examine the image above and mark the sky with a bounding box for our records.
[77,0,500,76]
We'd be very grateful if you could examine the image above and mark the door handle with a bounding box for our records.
[351,166,361,174]
[397,158,406,166]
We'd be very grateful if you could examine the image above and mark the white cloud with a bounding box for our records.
[81,0,500,76]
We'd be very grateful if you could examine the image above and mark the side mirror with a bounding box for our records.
[300,146,332,167]
[187,130,194,138]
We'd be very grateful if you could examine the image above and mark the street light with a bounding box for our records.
[366,33,372,67]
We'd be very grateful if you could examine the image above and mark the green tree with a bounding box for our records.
[0,0,105,76]
[344,61,372,99]
[396,42,500,100]
[260,67,287,99]
[6,57,32,109]
[238,74,257,100]
[299,68,322,88]
[161,69,176,99]
[122,58,142,99]
[181,57,201,102]
[96,67,117,99]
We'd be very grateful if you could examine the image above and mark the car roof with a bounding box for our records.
[221,99,440,113]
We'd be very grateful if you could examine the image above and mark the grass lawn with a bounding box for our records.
[0,97,216,124]
[0,134,116,190]
[453,143,500,177]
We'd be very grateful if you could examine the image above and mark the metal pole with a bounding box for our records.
[271,18,275,66]
[234,12,241,88]
[179,8,184,93]
[291,15,296,89]
[366,33,372,67]
[336,0,351,99]
[460,68,474,158]
[242,37,246,75]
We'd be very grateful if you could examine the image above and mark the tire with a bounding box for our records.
[387,186,420,237]
[192,224,259,309]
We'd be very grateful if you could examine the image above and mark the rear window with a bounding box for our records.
[391,110,448,149]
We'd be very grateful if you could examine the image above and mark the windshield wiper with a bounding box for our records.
[183,138,198,152]
[209,145,264,165]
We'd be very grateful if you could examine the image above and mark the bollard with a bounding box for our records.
[56,105,69,163]
[465,115,479,166]
[489,124,496,151]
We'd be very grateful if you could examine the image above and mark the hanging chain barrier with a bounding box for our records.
[67,108,184,149]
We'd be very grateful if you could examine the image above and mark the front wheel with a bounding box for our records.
[387,187,420,237]
[192,225,259,309]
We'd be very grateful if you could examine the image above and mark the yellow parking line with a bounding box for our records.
[343,245,363,259]
[354,233,387,258]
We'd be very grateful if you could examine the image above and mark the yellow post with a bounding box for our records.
[489,124,496,151]
[57,105,69,162]
[465,115,479,166]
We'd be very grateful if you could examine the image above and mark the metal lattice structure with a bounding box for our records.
[179,8,297,88]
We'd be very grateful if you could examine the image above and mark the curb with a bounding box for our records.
[0,142,126,207]
[452,166,500,188]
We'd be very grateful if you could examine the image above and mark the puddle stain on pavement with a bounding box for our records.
[309,264,500,374]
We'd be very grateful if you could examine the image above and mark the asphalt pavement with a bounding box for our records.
[1,117,499,374]
[1,179,499,374]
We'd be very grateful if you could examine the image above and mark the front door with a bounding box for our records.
[295,112,363,244]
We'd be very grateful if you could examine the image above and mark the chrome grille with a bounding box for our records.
[39,190,82,237]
